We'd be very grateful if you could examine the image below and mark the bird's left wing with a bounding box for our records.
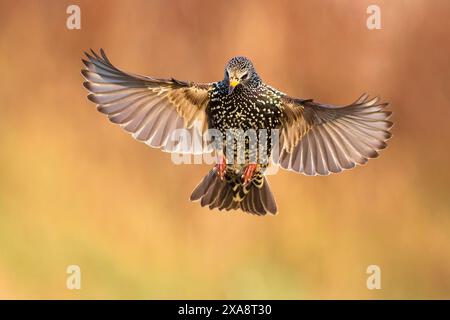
[275,94,393,175]
[82,49,212,154]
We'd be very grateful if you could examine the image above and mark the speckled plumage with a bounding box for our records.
[208,82,282,160]
[82,49,393,216]
[209,82,282,131]
[205,58,285,204]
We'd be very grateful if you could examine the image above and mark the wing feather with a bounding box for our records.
[276,94,393,175]
[82,49,213,154]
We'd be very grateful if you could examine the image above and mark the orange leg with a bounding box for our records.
[242,164,258,185]
[215,156,226,180]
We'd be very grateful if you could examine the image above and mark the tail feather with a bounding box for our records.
[260,179,277,214]
[190,169,216,201]
[205,179,224,207]
[241,188,253,213]
[190,168,277,215]
[217,188,232,210]
[251,188,265,214]
[212,187,227,210]
[201,177,221,206]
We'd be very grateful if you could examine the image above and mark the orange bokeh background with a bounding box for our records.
[0,0,449,299]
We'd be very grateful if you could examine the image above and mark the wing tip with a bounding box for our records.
[82,81,91,91]
[87,93,97,103]
[83,48,108,63]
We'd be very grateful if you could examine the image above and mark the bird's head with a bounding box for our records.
[224,56,260,94]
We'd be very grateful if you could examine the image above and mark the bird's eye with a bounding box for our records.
[241,73,248,80]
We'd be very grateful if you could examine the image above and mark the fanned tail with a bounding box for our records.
[190,168,277,215]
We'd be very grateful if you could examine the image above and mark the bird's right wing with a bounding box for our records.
[275,94,393,175]
[82,49,213,154]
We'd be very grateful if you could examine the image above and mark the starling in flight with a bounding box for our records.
[82,49,392,216]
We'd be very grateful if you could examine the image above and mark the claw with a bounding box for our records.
[215,157,226,180]
[242,164,258,185]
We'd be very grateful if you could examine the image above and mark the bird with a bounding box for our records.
[81,49,393,216]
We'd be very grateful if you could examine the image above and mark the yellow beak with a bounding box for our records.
[230,79,239,87]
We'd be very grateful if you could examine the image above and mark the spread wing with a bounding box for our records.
[82,49,212,154]
[276,94,393,175]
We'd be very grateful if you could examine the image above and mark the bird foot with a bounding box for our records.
[215,157,226,180]
[242,164,258,185]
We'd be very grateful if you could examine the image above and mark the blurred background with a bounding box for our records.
[0,0,449,299]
